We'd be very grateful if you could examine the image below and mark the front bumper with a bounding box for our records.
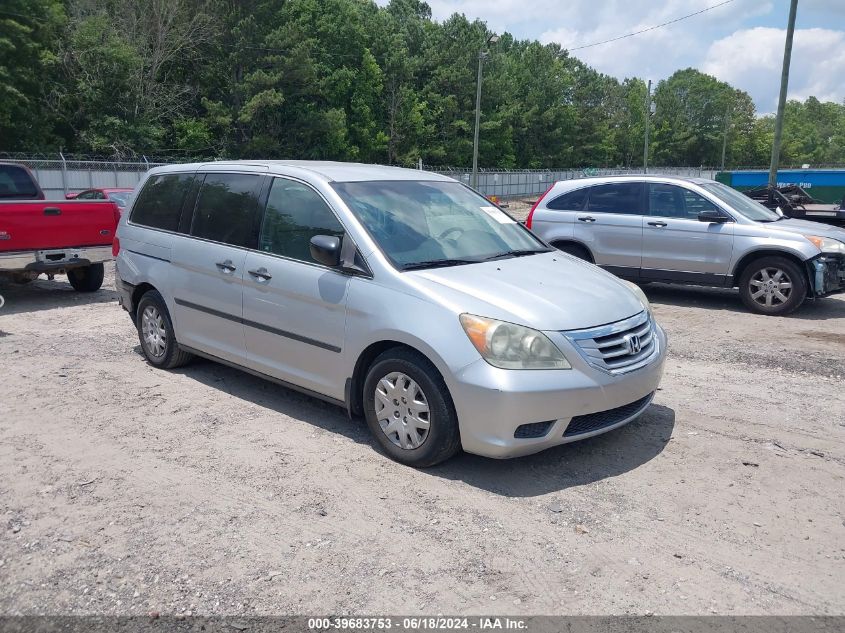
[450,324,667,459]
[0,245,112,273]
[810,254,845,297]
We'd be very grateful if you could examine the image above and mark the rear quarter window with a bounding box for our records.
[546,187,588,211]
[130,174,194,232]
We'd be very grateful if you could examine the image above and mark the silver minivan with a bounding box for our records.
[527,175,845,316]
[115,161,666,466]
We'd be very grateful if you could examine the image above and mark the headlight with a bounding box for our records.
[806,235,845,254]
[623,280,650,310]
[459,314,571,370]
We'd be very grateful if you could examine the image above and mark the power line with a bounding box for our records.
[568,0,735,51]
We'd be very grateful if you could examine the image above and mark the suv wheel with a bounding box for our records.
[553,242,592,262]
[67,263,104,292]
[362,348,461,467]
[136,290,193,369]
[738,256,807,316]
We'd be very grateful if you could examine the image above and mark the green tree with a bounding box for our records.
[0,0,65,149]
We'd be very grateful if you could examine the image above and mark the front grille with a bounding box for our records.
[563,393,654,437]
[564,311,657,374]
[514,421,554,439]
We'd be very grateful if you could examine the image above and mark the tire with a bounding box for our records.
[738,256,807,316]
[135,289,193,369]
[553,242,592,262]
[362,348,461,467]
[67,263,104,292]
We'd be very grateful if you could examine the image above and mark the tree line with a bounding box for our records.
[3,0,845,168]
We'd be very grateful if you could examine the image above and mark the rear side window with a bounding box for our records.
[586,182,644,215]
[0,164,39,199]
[191,173,262,248]
[259,178,344,263]
[546,187,588,211]
[131,174,194,232]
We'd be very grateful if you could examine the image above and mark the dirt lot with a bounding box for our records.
[1,261,844,617]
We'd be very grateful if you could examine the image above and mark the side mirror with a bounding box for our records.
[309,235,342,267]
[698,209,729,224]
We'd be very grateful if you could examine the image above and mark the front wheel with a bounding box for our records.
[363,348,461,467]
[67,263,104,292]
[738,256,807,316]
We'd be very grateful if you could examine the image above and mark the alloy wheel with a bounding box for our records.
[749,267,793,308]
[141,305,167,358]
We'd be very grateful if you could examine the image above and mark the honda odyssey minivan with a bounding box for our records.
[115,161,666,466]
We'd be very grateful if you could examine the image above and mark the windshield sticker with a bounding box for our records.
[479,206,515,224]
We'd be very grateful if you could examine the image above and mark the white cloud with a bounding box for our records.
[374,0,845,111]
[702,27,845,112]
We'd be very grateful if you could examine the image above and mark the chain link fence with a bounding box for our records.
[425,166,718,199]
[1,153,718,200]
[0,153,169,199]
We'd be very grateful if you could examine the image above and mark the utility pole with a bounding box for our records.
[643,79,652,174]
[768,0,799,187]
[720,101,731,171]
[471,34,499,190]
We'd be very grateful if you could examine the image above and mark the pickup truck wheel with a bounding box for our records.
[738,256,807,316]
[362,348,461,468]
[136,290,193,369]
[67,263,104,292]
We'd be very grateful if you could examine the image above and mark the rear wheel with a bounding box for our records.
[136,290,193,369]
[738,256,807,316]
[363,348,461,467]
[67,263,104,292]
[553,242,593,262]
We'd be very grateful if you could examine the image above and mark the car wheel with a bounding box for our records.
[738,256,807,316]
[136,290,193,369]
[362,348,461,467]
[553,242,593,262]
[67,263,104,292]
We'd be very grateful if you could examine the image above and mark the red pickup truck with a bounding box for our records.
[0,162,119,292]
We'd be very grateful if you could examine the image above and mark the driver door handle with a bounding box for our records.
[215,259,237,274]
[577,216,596,223]
[647,220,668,227]
[248,267,272,281]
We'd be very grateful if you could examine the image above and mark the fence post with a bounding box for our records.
[142,155,150,171]
[59,152,68,196]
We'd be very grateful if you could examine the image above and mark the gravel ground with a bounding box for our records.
[0,262,843,617]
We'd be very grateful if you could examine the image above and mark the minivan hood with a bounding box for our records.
[405,252,645,331]
[763,218,845,242]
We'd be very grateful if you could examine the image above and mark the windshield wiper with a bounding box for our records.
[401,258,482,271]
[480,248,552,261]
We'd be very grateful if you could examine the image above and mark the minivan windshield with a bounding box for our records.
[699,181,782,222]
[332,180,550,270]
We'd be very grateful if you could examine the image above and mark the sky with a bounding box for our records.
[376,0,845,114]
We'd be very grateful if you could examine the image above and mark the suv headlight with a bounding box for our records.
[623,280,650,310]
[806,235,845,254]
[459,314,571,370]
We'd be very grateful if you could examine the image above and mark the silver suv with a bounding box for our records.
[527,176,845,315]
[115,161,666,466]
